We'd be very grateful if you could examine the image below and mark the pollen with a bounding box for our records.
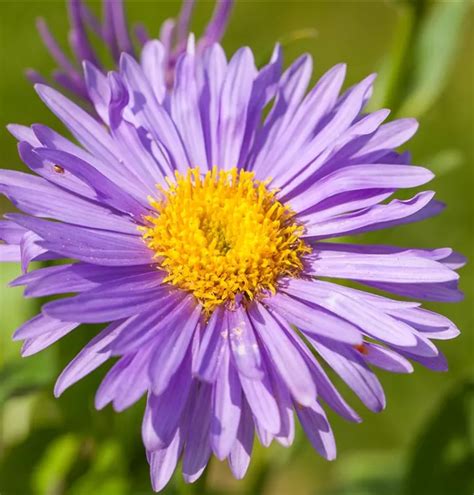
[141,167,310,314]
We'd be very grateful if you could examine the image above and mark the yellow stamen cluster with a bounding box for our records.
[141,167,310,314]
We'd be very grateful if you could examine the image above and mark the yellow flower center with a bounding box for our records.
[141,167,310,314]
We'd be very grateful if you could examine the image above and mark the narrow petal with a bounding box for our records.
[228,398,254,479]
[217,47,257,170]
[149,427,184,492]
[20,263,151,298]
[148,302,201,395]
[193,306,228,382]
[140,40,166,103]
[308,250,458,284]
[360,343,414,373]
[311,338,386,412]
[43,273,165,323]
[296,401,336,460]
[266,292,363,345]
[249,303,317,406]
[149,351,193,448]
[182,382,213,483]
[238,356,281,435]
[21,321,79,357]
[288,164,433,213]
[84,61,110,123]
[211,346,242,459]
[284,279,418,347]
[304,191,442,239]
[0,166,138,234]
[54,321,123,397]
[106,292,190,354]
[228,306,264,379]
[13,313,74,341]
[8,214,153,267]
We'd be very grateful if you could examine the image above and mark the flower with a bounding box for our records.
[1,39,464,491]
[27,0,233,102]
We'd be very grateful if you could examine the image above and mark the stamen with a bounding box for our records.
[141,167,310,314]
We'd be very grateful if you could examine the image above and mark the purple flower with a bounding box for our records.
[28,0,233,102]
[1,39,464,491]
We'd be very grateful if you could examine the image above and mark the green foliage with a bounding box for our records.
[404,380,474,495]
[371,0,469,118]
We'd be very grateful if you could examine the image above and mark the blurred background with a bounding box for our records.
[0,1,472,494]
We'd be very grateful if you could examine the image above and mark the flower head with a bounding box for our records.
[1,39,464,491]
[28,0,233,102]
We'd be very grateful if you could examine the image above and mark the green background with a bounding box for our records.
[0,1,473,494]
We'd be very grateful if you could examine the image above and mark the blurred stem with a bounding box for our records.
[371,0,428,114]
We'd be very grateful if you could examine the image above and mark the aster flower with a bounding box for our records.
[28,0,233,102]
[1,38,465,491]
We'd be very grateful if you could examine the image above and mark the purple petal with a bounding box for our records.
[119,53,190,173]
[34,84,125,178]
[266,292,363,345]
[83,61,111,123]
[13,313,75,341]
[310,338,386,412]
[249,303,317,407]
[284,279,418,347]
[199,0,234,48]
[193,305,229,382]
[149,351,193,448]
[0,245,21,262]
[361,343,414,373]
[21,321,79,356]
[140,40,166,103]
[228,306,264,379]
[34,147,147,218]
[54,321,123,397]
[149,426,183,492]
[238,356,281,435]
[105,292,190,354]
[303,191,442,239]
[7,124,41,146]
[308,249,458,284]
[182,382,213,483]
[228,398,254,479]
[170,52,208,168]
[20,263,151,298]
[0,166,138,234]
[217,47,257,170]
[211,346,242,459]
[351,118,419,163]
[8,214,153,267]
[282,326,361,422]
[296,401,336,460]
[148,302,201,395]
[289,164,433,213]
[42,272,165,323]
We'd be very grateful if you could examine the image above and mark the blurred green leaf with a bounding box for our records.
[68,440,130,495]
[0,350,57,404]
[398,1,469,117]
[0,263,40,366]
[371,1,469,117]
[403,379,474,495]
[425,148,464,177]
[0,427,62,494]
[33,433,82,495]
[328,450,403,495]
